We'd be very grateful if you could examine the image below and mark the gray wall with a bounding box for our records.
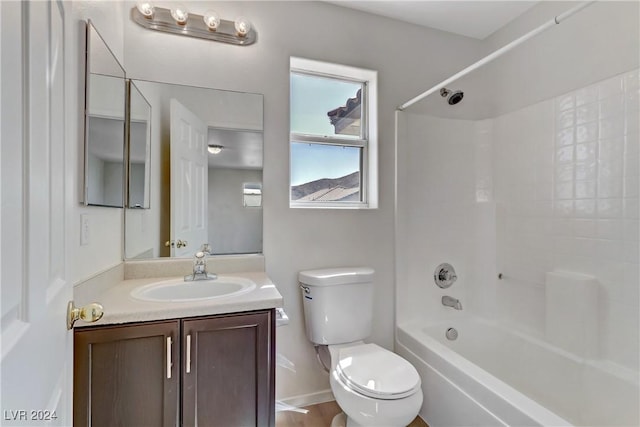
[68,1,126,283]
[74,0,640,404]
[122,0,483,400]
[409,2,640,120]
[208,168,263,254]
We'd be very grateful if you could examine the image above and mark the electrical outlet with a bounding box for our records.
[81,214,90,246]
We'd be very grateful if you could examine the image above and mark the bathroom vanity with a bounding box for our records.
[72,268,281,427]
[74,310,273,427]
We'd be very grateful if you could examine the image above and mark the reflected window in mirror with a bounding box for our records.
[243,183,262,208]
[84,21,126,207]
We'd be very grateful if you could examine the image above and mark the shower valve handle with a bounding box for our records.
[439,270,456,281]
[434,263,457,289]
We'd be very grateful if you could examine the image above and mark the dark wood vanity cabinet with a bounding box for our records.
[74,309,275,427]
[182,312,273,426]
[73,320,180,427]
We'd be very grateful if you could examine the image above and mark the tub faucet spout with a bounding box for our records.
[442,295,462,310]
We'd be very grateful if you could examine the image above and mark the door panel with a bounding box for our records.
[1,1,72,424]
[1,0,25,332]
[169,99,208,257]
[74,321,180,427]
[182,311,274,427]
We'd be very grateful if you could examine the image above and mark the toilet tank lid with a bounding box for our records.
[298,267,374,286]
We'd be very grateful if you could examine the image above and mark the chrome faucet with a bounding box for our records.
[200,243,212,256]
[442,295,463,310]
[184,251,217,281]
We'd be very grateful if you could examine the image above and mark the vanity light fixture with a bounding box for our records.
[170,4,189,25]
[131,5,257,46]
[203,10,221,31]
[234,17,251,37]
[136,1,155,18]
[208,145,224,155]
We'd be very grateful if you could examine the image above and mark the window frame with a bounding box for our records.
[289,57,378,209]
[242,182,263,208]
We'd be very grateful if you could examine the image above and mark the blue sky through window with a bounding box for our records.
[290,143,361,186]
[290,73,362,186]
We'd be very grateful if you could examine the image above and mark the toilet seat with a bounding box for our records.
[334,343,421,400]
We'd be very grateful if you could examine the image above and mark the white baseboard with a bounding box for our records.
[279,389,335,408]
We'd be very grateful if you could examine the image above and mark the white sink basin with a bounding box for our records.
[131,276,256,302]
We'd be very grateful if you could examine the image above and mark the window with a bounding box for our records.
[243,183,262,207]
[290,57,378,208]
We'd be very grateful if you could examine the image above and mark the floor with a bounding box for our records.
[275,400,428,427]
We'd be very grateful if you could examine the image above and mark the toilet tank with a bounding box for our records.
[299,267,374,345]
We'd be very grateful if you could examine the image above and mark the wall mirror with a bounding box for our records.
[127,80,152,209]
[83,21,126,207]
[124,80,263,259]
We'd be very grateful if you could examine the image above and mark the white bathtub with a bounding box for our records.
[396,318,639,426]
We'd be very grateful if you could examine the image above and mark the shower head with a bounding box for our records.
[440,88,464,105]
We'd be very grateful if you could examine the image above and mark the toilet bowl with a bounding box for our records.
[299,268,424,427]
[328,342,423,427]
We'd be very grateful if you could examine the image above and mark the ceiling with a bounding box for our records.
[326,1,538,40]
[207,128,263,170]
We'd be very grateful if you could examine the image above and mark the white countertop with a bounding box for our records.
[75,271,283,327]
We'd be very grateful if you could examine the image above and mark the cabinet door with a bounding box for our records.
[182,310,274,427]
[74,320,180,427]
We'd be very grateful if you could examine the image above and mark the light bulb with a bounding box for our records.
[170,4,189,25]
[208,145,223,155]
[136,1,154,18]
[203,10,221,31]
[234,17,251,37]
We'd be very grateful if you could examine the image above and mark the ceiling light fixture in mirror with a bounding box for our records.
[131,3,256,46]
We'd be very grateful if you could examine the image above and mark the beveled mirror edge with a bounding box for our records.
[83,20,127,208]
[123,79,130,209]
[125,79,153,210]
[127,78,266,106]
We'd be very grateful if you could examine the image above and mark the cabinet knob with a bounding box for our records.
[67,301,104,330]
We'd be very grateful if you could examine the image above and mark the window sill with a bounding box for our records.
[289,201,377,210]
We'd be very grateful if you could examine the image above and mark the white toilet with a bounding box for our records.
[299,267,423,427]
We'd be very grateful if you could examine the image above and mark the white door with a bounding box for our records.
[170,99,208,257]
[1,1,72,425]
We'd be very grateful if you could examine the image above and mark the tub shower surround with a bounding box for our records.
[493,69,639,369]
[396,69,639,426]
